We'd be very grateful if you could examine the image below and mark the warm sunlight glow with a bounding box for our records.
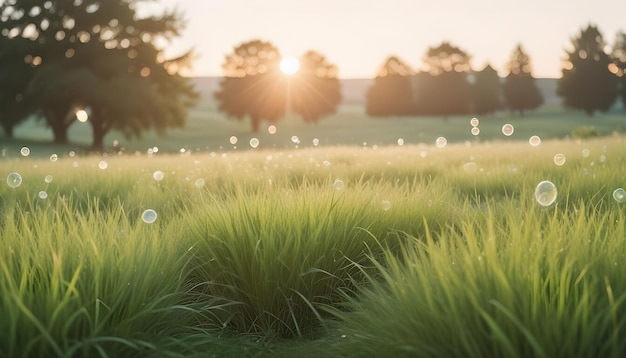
[280,56,300,75]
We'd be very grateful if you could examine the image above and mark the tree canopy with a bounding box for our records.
[610,31,626,106]
[472,64,501,115]
[502,44,543,115]
[366,56,414,116]
[557,24,618,115]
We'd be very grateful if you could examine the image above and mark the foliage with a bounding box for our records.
[503,44,543,115]
[570,125,598,139]
[366,56,414,116]
[472,64,502,115]
[558,25,618,115]
[290,50,342,123]
[610,31,626,106]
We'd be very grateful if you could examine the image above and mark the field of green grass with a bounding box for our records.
[1,120,626,356]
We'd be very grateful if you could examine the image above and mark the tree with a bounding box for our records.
[557,24,618,116]
[610,31,626,106]
[366,56,414,116]
[290,50,341,123]
[0,0,197,150]
[215,39,286,132]
[472,64,501,115]
[502,44,543,116]
[417,42,472,117]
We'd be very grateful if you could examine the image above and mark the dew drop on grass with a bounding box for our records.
[153,170,164,181]
[502,124,514,136]
[249,138,259,148]
[20,147,30,156]
[381,200,391,211]
[582,148,590,158]
[435,137,447,148]
[397,138,404,146]
[529,135,541,147]
[195,178,205,189]
[333,179,345,191]
[535,180,557,206]
[268,125,277,134]
[312,138,319,146]
[44,175,53,183]
[613,188,626,203]
[229,136,238,145]
[7,172,22,188]
[553,153,566,166]
[50,154,58,162]
[471,127,480,136]
[142,209,157,224]
[98,161,108,170]
[470,117,479,127]
[38,191,48,199]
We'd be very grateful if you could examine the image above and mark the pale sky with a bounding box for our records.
[146,0,626,79]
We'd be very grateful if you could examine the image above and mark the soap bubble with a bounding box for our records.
[435,137,447,148]
[529,135,541,147]
[98,161,108,170]
[471,127,480,136]
[44,175,53,183]
[7,172,22,188]
[535,180,557,207]
[20,147,30,156]
[582,148,590,158]
[291,135,300,144]
[502,124,514,136]
[613,188,626,203]
[312,138,319,146]
[153,170,164,181]
[397,138,404,146]
[470,117,479,127]
[142,209,157,224]
[50,154,58,162]
[195,178,205,188]
[268,125,277,134]
[249,138,259,148]
[333,178,345,191]
[553,154,566,166]
[38,191,48,199]
[229,136,238,145]
[463,162,477,174]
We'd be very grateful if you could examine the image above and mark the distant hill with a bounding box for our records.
[190,77,561,107]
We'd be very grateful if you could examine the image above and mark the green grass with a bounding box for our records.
[1,132,625,357]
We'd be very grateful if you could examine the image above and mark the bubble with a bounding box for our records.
[7,172,22,188]
[229,136,238,145]
[502,124,514,136]
[142,209,157,224]
[291,135,300,144]
[529,135,541,147]
[535,180,557,207]
[38,191,48,199]
[44,175,53,183]
[333,178,345,191]
[435,137,447,148]
[471,127,480,136]
[322,160,331,167]
[50,154,58,162]
[98,161,108,170]
[613,188,626,203]
[312,138,320,146]
[470,117,479,127]
[397,138,404,146]
[420,151,427,158]
[381,200,391,211]
[599,154,606,163]
[69,150,76,157]
[20,147,30,156]
[582,148,590,158]
[153,170,164,181]
[268,125,277,134]
[553,154,566,166]
[195,178,205,188]
[249,138,259,148]
[463,162,477,174]
[76,109,88,122]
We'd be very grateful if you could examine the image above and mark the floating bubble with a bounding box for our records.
[76,109,88,122]
[153,170,164,182]
[535,180,557,207]
[38,191,48,199]
[613,188,626,203]
[397,138,404,146]
[98,161,108,169]
[142,209,157,224]
[312,138,319,146]
[50,154,58,162]
[470,117,479,127]
[323,160,331,167]
[599,154,606,163]
[229,136,238,145]
[502,124,514,136]
[381,200,391,211]
[553,154,566,166]
[44,175,53,183]
[435,137,447,148]
[20,147,30,157]
[195,178,205,189]
[471,127,480,136]
[69,150,76,157]
[333,178,345,191]
[529,135,541,147]
[7,172,22,188]
[291,135,300,144]
[582,148,590,158]
[463,161,477,174]
[249,138,259,148]
[268,125,277,134]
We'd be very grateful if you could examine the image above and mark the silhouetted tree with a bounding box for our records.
[215,39,286,132]
[0,0,196,150]
[610,31,626,106]
[366,56,414,116]
[290,50,341,123]
[558,25,618,116]
[417,42,472,117]
[472,64,501,115]
[502,44,543,116]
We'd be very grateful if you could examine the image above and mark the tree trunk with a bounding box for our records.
[44,108,70,144]
[1,123,14,138]
[90,112,106,152]
[251,116,260,133]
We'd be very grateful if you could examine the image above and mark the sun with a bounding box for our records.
[279,56,300,75]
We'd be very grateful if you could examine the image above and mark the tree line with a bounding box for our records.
[0,0,623,146]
